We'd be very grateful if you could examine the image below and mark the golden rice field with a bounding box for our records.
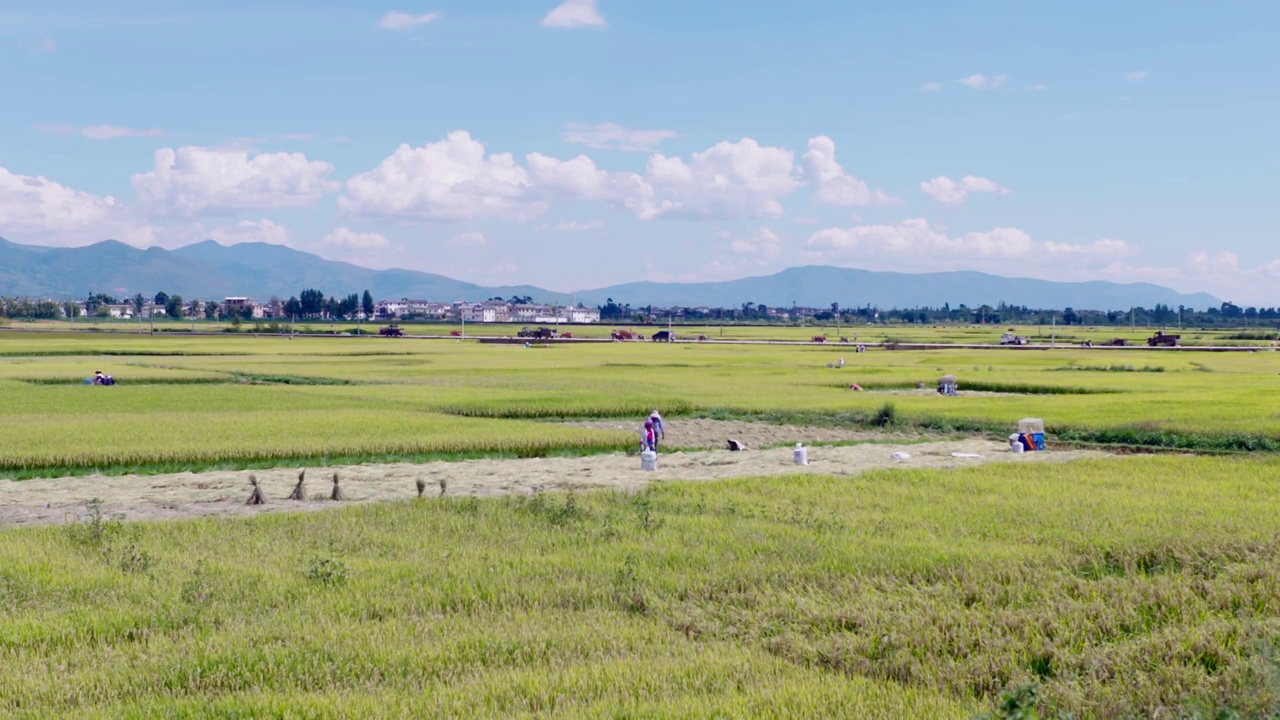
[3,328,1280,717]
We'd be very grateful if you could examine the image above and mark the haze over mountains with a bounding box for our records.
[0,238,1219,311]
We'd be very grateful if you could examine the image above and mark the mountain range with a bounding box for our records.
[0,237,1220,311]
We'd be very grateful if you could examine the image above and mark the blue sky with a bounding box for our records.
[2,0,1278,301]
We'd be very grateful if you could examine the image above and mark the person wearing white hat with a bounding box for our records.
[648,410,664,451]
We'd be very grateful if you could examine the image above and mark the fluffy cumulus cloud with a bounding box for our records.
[209,219,291,246]
[340,131,542,221]
[0,167,120,236]
[322,226,390,250]
[540,0,606,28]
[131,146,338,217]
[0,166,156,247]
[378,11,441,29]
[636,138,802,220]
[37,124,166,140]
[958,74,1010,90]
[920,175,1010,206]
[345,131,817,223]
[562,123,676,153]
[802,136,896,208]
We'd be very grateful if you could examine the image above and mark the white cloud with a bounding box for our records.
[0,166,120,237]
[729,227,783,257]
[209,219,291,246]
[448,231,487,246]
[632,138,803,220]
[1124,70,1150,83]
[0,166,161,248]
[131,146,337,217]
[792,216,820,225]
[540,0,606,28]
[563,122,676,152]
[322,226,390,250]
[345,131,880,223]
[340,131,541,221]
[536,220,604,232]
[920,82,943,92]
[1098,252,1280,305]
[958,74,1010,90]
[1026,84,1049,92]
[37,124,166,140]
[802,136,897,208]
[920,175,1010,206]
[378,11,441,29]
[806,219,1135,265]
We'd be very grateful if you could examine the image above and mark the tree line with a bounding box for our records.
[598,298,1280,328]
[281,290,374,320]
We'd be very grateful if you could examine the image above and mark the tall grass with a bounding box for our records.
[3,457,1280,716]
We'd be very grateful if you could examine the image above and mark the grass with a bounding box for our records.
[4,457,1280,717]
[0,331,1278,474]
[4,329,1280,715]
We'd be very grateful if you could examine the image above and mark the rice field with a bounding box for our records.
[3,456,1280,717]
[3,328,1280,717]
[0,331,1277,475]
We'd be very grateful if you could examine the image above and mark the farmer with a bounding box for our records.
[93,370,105,385]
[640,420,657,453]
[649,410,664,450]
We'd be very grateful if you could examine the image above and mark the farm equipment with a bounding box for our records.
[1148,331,1181,347]
[611,330,638,341]
[1000,331,1029,346]
[651,330,674,342]
[378,324,404,337]
[518,326,557,340]
[811,336,827,343]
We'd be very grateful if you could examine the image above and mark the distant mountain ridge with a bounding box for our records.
[0,237,1220,311]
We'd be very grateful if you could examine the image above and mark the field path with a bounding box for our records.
[0,439,1106,528]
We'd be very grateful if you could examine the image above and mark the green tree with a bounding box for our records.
[132,293,145,316]
[164,294,184,320]
[153,292,169,306]
[361,290,374,317]
[204,301,220,320]
[299,289,325,315]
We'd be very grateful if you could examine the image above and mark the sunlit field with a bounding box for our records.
[1,331,1278,474]
[2,328,1279,717]
[7,315,1279,346]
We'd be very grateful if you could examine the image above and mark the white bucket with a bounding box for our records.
[640,450,658,471]
[793,443,808,466]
